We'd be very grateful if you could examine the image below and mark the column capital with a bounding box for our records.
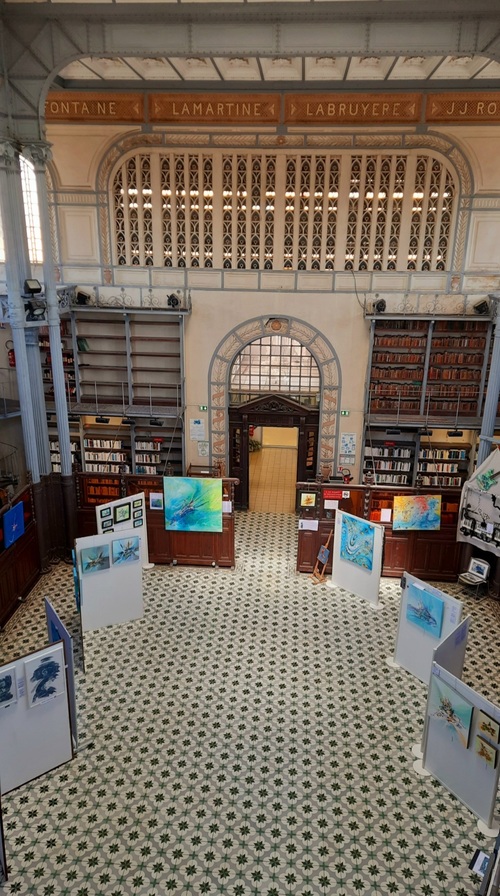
[22,140,52,167]
[0,139,21,167]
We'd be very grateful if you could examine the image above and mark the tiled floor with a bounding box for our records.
[249,447,297,513]
[0,511,500,896]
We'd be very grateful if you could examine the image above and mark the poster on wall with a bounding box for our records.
[339,513,375,571]
[393,494,441,530]
[164,477,223,532]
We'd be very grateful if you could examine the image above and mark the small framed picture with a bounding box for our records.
[132,498,142,509]
[301,492,316,508]
[149,492,164,510]
[133,518,143,528]
[102,519,114,531]
[477,710,500,744]
[113,503,131,524]
[133,509,142,520]
[100,506,112,519]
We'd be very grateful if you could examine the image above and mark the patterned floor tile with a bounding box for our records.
[0,511,499,895]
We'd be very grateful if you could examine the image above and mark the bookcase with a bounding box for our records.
[416,442,471,488]
[39,321,76,408]
[363,436,415,486]
[367,318,491,421]
[81,417,131,474]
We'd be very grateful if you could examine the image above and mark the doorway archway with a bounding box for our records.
[208,315,341,507]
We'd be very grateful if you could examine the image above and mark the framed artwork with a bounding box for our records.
[429,674,474,748]
[99,506,112,519]
[0,666,17,708]
[474,735,498,768]
[164,477,223,533]
[339,514,375,571]
[477,710,500,743]
[101,519,113,531]
[149,492,164,510]
[301,492,316,508]
[133,518,143,528]
[3,501,25,549]
[133,509,142,520]
[406,584,444,639]
[24,645,65,708]
[112,536,140,565]
[393,495,441,531]
[80,545,110,575]
[113,503,131,524]
[132,499,142,509]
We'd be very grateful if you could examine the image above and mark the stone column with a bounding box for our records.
[23,141,76,552]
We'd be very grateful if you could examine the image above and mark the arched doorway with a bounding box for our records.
[208,315,341,508]
[229,393,319,509]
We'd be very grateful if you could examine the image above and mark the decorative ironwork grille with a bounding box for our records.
[230,336,320,406]
[111,150,457,272]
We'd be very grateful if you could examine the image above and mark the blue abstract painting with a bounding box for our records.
[112,536,140,564]
[0,666,17,708]
[24,646,65,709]
[80,545,110,575]
[3,501,25,548]
[164,477,223,532]
[406,583,444,639]
[339,514,375,571]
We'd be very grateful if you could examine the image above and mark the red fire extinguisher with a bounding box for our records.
[6,340,15,368]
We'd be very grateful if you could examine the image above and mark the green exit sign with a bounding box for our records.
[340,410,350,416]
[199,405,208,411]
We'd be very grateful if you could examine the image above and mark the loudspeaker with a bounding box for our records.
[372,298,386,313]
[473,300,490,315]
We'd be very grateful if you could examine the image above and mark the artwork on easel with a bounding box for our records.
[429,675,474,749]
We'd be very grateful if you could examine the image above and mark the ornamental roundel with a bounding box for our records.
[208,315,341,473]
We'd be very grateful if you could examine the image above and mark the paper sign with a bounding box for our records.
[380,508,392,522]
[324,499,339,510]
[324,489,343,500]
[299,519,319,531]
[222,501,232,513]
[190,418,206,440]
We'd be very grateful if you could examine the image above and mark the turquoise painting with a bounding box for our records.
[406,583,444,639]
[164,477,223,532]
[339,514,375,571]
[393,494,441,530]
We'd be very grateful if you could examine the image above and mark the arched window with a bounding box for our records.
[111,150,458,272]
[230,335,320,407]
[0,156,43,265]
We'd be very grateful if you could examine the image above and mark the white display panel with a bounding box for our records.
[330,510,384,606]
[95,492,149,566]
[0,790,7,883]
[77,530,144,632]
[0,643,73,794]
[423,663,500,828]
[45,598,78,750]
[394,573,463,683]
